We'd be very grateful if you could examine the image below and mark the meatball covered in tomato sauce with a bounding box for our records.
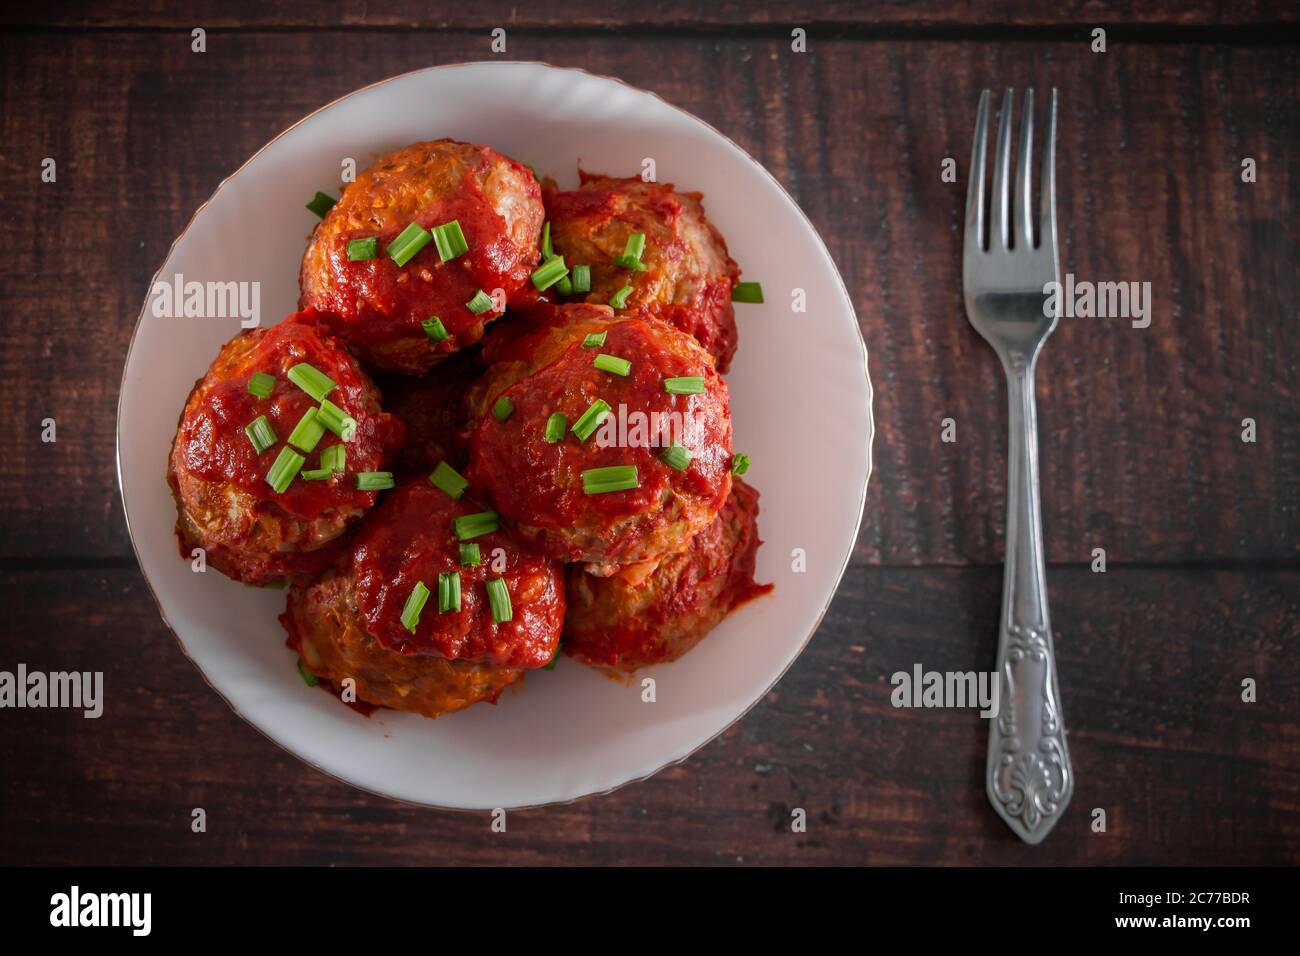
[347,480,564,670]
[299,140,544,374]
[468,306,732,575]
[282,571,523,720]
[564,479,772,672]
[544,172,740,371]
[167,312,404,586]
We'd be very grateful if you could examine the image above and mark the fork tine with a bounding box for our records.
[1014,88,1035,249]
[1040,88,1058,253]
[964,89,990,252]
[990,88,1014,250]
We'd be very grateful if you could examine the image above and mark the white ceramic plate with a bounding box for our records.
[117,62,872,809]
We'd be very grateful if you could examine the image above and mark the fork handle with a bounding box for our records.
[985,354,1074,843]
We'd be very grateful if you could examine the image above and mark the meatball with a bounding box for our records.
[468,307,733,574]
[282,571,522,719]
[374,347,483,478]
[167,312,405,586]
[544,172,741,371]
[347,480,564,670]
[299,140,545,374]
[564,479,772,672]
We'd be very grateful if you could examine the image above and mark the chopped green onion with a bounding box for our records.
[287,363,335,402]
[555,275,573,295]
[663,376,706,395]
[581,330,606,349]
[613,232,646,269]
[428,461,469,501]
[297,659,319,686]
[485,578,513,623]
[593,353,632,377]
[608,285,633,309]
[492,396,514,421]
[320,443,346,474]
[731,453,751,476]
[316,400,357,441]
[466,289,495,315]
[453,510,500,541]
[266,447,305,493]
[387,221,432,267]
[306,192,335,218]
[541,221,553,259]
[542,645,561,670]
[244,415,277,454]
[301,467,333,480]
[660,444,692,472]
[531,255,568,291]
[571,264,592,294]
[459,543,481,567]
[401,581,431,633]
[422,316,450,343]
[544,412,567,444]
[570,399,611,442]
[732,281,764,303]
[582,464,640,494]
[432,220,469,261]
[438,572,462,613]
[355,471,394,491]
[287,407,326,453]
[247,372,275,398]
[346,237,377,261]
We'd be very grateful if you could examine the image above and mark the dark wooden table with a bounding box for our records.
[2,2,1296,866]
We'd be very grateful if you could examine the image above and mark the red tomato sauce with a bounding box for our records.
[351,482,564,669]
[174,312,403,520]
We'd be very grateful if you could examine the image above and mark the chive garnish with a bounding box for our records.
[387,221,432,267]
[613,232,646,270]
[266,447,305,493]
[663,376,705,395]
[485,578,513,624]
[432,220,469,261]
[301,467,333,480]
[581,330,607,349]
[320,443,346,474]
[466,290,494,314]
[570,399,611,442]
[732,281,764,303]
[306,192,336,218]
[355,471,394,491]
[660,444,692,472]
[422,316,450,343]
[492,396,515,421]
[297,659,319,686]
[544,412,567,444]
[571,264,591,294]
[287,407,326,453]
[531,255,568,291]
[247,372,275,398]
[608,285,633,309]
[731,453,750,476]
[347,237,377,261]
[287,363,335,402]
[582,464,639,494]
[541,221,553,259]
[428,461,469,501]
[453,511,500,541]
[245,415,277,454]
[438,572,462,613]
[316,400,356,441]
[401,581,431,633]
[459,543,481,567]
[593,353,631,377]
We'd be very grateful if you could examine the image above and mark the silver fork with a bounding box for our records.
[963,88,1074,844]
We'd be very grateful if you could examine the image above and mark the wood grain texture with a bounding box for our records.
[6,1,1298,31]
[0,566,1294,865]
[0,31,1295,565]
[0,12,1295,867]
